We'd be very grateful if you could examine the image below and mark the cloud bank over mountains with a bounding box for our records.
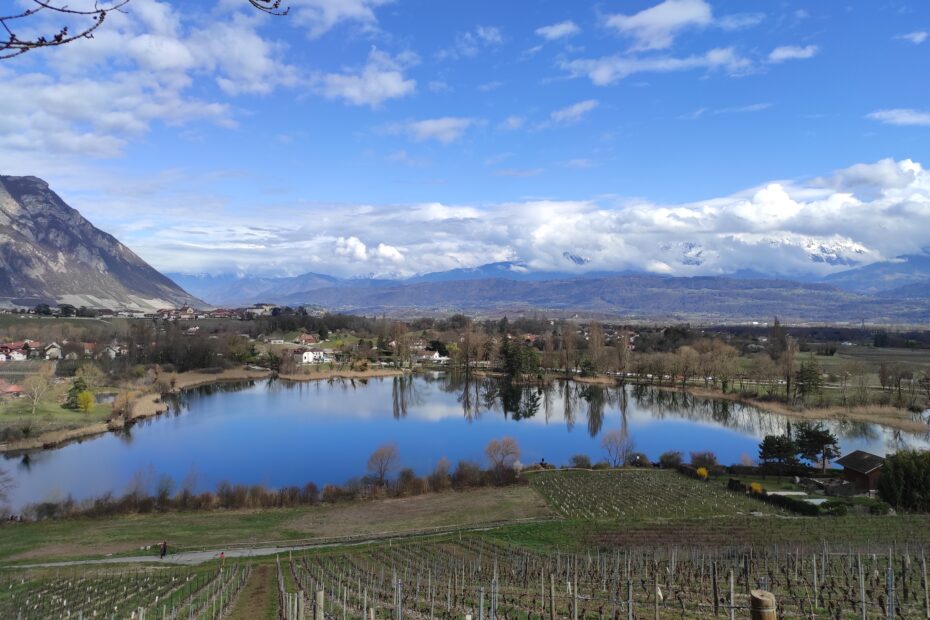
[116,158,930,279]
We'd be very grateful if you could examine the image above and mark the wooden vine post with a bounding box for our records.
[749,590,777,620]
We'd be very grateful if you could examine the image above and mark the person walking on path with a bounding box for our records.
[159,541,167,559]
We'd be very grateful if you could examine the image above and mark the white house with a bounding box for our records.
[294,349,331,365]
[417,350,450,364]
[7,349,27,362]
[44,342,62,360]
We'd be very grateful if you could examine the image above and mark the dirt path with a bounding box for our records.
[227,564,276,620]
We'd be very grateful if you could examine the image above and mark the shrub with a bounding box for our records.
[755,492,820,516]
[749,482,765,495]
[877,450,930,512]
[569,454,592,469]
[696,467,709,480]
[690,451,718,469]
[592,461,611,470]
[452,461,483,488]
[659,451,683,469]
[625,453,651,468]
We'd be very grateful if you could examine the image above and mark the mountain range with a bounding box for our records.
[2,174,929,322]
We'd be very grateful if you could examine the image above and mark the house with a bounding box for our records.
[0,380,23,399]
[44,342,62,360]
[296,333,318,346]
[98,345,121,360]
[417,349,450,364]
[835,450,885,492]
[294,349,330,365]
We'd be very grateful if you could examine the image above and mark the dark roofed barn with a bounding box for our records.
[835,450,884,492]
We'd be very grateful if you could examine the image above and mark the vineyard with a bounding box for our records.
[527,470,784,520]
[0,562,250,619]
[5,536,930,618]
[262,537,930,619]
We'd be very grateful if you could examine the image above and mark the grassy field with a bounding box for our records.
[228,564,277,620]
[0,486,551,564]
[0,382,115,440]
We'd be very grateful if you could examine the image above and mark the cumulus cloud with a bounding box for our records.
[0,0,300,158]
[867,109,930,127]
[535,21,581,41]
[82,159,930,281]
[289,0,392,39]
[768,45,819,63]
[317,49,417,107]
[562,47,751,86]
[335,236,369,261]
[605,0,713,51]
[388,117,478,144]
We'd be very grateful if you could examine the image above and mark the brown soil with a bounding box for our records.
[283,486,553,538]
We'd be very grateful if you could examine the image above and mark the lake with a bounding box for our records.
[3,373,928,510]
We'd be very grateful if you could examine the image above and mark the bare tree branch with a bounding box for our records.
[1,0,288,60]
[248,0,289,16]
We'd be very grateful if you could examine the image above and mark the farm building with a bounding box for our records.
[835,450,885,492]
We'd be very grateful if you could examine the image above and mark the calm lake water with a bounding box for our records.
[4,373,929,510]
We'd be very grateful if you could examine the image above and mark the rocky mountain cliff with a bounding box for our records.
[0,175,202,310]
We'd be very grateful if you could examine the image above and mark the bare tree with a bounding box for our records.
[485,437,520,471]
[588,321,604,371]
[601,428,635,467]
[23,363,55,415]
[0,467,12,505]
[560,324,576,372]
[367,443,399,486]
[2,0,286,60]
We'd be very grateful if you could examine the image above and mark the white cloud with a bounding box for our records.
[867,109,930,127]
[768,45,819,63]
[495,168,544,178]
[374,243,405,263]
[895,31,928,45]
[335,236,368,261]
[499,116,525,130]
[548,100,600,125]
[318,49,417,107]
[717,13,765,31]
[535,21,581,41]
[0,1,301,158]
[66,159,930,280]
[605,0,713,51]
[562,47,752,86]
[289,0,391,39]
[438,25,503,60]
[389,117,478,144]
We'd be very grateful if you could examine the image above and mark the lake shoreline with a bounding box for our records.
[654,385,928,433]
[0,366,415,455]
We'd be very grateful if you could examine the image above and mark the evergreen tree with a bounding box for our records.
[794,422,840,472]
[758,435,798,467]
[65,377,89,409]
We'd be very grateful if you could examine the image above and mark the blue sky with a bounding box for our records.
[2,0,929,278]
